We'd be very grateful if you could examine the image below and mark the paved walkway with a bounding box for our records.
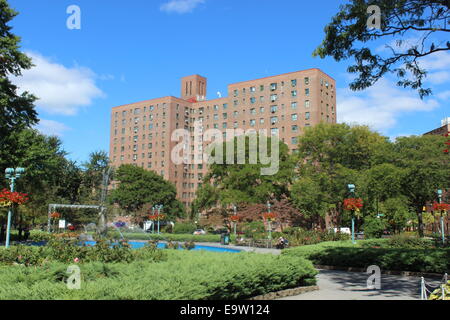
[279,269,443,300]
[197,242,281,254]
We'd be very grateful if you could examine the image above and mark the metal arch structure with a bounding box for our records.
[47,204,104,232]
[47,165,113,234]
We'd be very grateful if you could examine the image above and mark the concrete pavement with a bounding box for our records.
[279,269,443,300]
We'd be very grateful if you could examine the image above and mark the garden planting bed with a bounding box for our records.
[282,239,450,274]
[0,245,317,300]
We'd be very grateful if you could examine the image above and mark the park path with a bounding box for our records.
[279,269,443,300]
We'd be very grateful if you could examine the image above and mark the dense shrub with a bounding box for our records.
[0,245,48,266]
[173,223,197,234]
[274,227,350,246]
[363,217,387,239]
[0,251,317,300]
[242,221,266,239]
[385,234,434,249]
[283,240,450,274]
[0,239,167,266]
[358,235,435,249]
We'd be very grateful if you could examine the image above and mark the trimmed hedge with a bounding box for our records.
[282,240,450,274]
[0,250,317,300]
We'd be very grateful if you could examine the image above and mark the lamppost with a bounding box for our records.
[151,206,155,234]
[347,184,356,244]
[233,204,237,236]
[155,204,163,234]
[437,189,445,245]
[4,168,25,248]
[267,201,272,241]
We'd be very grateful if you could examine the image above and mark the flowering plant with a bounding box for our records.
[263,212,277,222]
[343,198,363,212]
[50,212,61,219]
[433,202,450,213]
[230,215,240,222]
[148,214,165,221]
[0,188,29,207]
[114,221,126,228]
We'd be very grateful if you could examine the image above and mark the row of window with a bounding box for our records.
[232,78,311,97]
[195,102,312,120]
[232,90,310,106]
[115,100,314,128]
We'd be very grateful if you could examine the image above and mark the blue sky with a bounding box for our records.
[8,0,450,163]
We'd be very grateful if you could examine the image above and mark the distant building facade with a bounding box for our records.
[109,69,336,208]
[424,117,450,136]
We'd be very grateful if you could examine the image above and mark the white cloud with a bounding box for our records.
[437,90,450,100]
[419,51,450,71]
[35,119,71,137]
[12,52,104,115]
[426,71,450,84]
[337,78,440,132]
[160,0,205,14]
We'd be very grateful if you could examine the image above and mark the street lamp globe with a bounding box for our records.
[5,168,14,177]
[347,184,355,194]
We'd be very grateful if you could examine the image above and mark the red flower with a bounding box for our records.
[230,215,240,222]
[51,212,61,219]
[148,214,165,221]
[343,198,363,211]
[433,202,450,212]
[263,212,277,221]
[0,189,29,205]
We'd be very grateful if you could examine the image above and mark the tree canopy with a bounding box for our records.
[109,164,185,221]
[193,135,295,211]
[314,0,450,98]
[0,0,38,144]
[195,123,449,237]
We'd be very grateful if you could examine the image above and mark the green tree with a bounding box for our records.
[391,135,449,236]
[291,123,388,228]
[379,197,414,233]
[0,129,73,239]
[81,150,111,203]
[109,164,185,221]
[357,163,405,214]
[194,135,295,210]
[314,0,450,98]
[291,175,330,226]
[363,216,387,239]
[0,0,38,147]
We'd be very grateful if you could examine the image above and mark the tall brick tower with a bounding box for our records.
[181,75,207,102]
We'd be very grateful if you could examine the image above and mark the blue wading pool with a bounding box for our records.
[82,241,241,253]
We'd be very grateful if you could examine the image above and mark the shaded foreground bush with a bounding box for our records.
[107,232,225,243]
[0,251,317,300]
[282,241,450,274]
[0,239,167,266]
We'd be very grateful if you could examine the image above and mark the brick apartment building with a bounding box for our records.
[423,117,450,136]
[109,68,336,208]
